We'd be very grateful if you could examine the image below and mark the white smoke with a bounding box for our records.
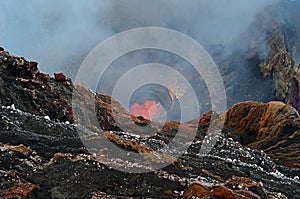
[0,0,278,75]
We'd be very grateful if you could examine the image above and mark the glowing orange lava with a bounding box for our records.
[130,100,164,120]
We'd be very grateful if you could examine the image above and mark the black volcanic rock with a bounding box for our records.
[0,49,300,198]
[1,2,300,197]
[0,50,74,123]
[0,105,299,198]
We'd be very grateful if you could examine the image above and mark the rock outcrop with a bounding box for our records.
[182,176,288,199]
[1,49,300,198]
[0,49,74,123]
[243,1,300,112]
[224,101,300,167]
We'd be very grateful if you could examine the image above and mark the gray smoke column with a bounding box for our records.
[0,0,278,75]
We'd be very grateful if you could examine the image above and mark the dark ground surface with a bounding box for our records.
[0,49,300,198]
[1,1,300,198]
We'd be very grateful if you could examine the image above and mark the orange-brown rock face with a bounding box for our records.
[224,101,300,167]
[182,176,287,199]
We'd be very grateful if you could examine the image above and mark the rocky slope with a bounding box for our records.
[0,48,300,198]
[1,2,300,198]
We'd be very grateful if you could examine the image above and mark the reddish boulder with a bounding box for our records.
[54,72,67,82]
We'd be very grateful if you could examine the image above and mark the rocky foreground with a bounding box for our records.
[1,2,300,197]
[0,46,300,199]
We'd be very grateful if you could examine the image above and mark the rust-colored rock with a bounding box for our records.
[224,101,295,144]
[182,176,287,199]
[28,61,38,68]
[224,101,300,167]
[54,72,67,82]
[0,168,39,199]
[104,131,154,153]
[3,144,34,157]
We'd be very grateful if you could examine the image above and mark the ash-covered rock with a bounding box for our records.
[1,113,299,199]
[0,74,299,198]
[1,2,300,197]
[0,105,83,159]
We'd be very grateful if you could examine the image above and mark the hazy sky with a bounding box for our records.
[0,0,278,74]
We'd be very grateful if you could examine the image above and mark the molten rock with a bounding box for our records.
[130,100,164,120]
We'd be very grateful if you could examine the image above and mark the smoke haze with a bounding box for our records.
[1,0,278,75]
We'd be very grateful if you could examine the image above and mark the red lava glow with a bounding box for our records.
[130,100,164,120]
